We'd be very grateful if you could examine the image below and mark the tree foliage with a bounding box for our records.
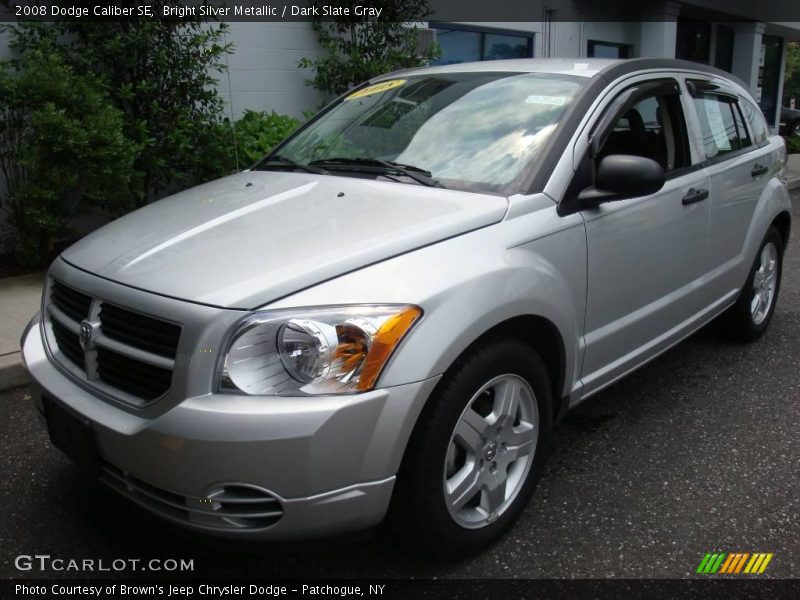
[0,49,136,265]
[7,15,232,206]
[299,0,439,96]
[784,42,800,107]
[204,110,303,178]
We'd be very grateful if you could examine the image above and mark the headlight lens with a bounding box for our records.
[219,305,421,396]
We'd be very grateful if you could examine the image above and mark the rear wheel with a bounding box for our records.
[718,227,783,342]
[388,338,553,559]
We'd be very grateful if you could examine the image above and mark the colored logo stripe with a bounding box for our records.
[697,552,773,574]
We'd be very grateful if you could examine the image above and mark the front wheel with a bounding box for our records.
[387,338,553,559]
[718,227,783,342]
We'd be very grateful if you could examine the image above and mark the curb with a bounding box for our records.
[0,353,29,391]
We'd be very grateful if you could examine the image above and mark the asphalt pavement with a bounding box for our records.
[1,193,798,581]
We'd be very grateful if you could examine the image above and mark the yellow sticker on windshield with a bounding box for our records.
[345,79,406,101]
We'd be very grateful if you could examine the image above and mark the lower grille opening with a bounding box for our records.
[99,462,283,531]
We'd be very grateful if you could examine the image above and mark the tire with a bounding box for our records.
[718,227,783,342]
[387,337,553,559]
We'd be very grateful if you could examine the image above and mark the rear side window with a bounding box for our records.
[740,99,769,144]
[690,94,750,159]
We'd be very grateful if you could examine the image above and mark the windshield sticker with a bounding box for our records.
[525,95,567,106]
[345,79,407,101]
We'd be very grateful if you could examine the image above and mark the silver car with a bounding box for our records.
[21,58,791,557]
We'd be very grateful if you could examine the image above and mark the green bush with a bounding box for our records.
[233,110,302,166]
[7,18,232,206]
[784,135,800,154]
[207,110,302,178]
[0,50,136,266]
[299,0,440,97]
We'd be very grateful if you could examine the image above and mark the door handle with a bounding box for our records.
[681,188,709,205]
[751,164,769,177]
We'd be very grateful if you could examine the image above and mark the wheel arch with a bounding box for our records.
[772,211,791,253]
[459,315,568,423]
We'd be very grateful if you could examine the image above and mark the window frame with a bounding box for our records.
[685,79,764,167]
[739,97,771,148]
[588,78,693,179]
[557,76,697,216]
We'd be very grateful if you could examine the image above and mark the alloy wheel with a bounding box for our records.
[751,242,779,325]
[443,374,538,529]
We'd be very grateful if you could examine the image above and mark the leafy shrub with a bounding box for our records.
[299,0,440,97]
[7,18,232,206]
[784,135,800,154]
[207,110,302,178]
[0,50,136,266]
[233,110,302,166]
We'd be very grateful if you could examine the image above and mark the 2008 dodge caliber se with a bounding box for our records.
[21,58,791,557]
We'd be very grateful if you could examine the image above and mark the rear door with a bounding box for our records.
[684,80,776,302]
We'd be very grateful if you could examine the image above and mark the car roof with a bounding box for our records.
[379,58,748,90]
[384,58,622,79]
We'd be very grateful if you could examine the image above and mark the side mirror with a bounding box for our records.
[579,155,666,205]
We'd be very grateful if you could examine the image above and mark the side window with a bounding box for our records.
[740,98,769,144]
[691,94,740,158]
[690,93,754,159]
[597,90,690,173]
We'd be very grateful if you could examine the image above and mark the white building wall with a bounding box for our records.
[218,22,325,120]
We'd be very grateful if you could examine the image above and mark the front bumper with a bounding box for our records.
[22,315,439,539]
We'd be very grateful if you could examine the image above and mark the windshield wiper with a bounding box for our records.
[256,155,330,175]
[309,157,445,188]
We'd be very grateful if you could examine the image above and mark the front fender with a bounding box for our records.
[267,210,587,399]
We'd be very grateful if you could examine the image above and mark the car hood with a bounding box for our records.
[62,171,508,309]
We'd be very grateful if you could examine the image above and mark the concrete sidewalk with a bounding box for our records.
[0,272,43,390]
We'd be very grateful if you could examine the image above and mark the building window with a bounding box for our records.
[587,40,631,59]
[431,25,533,65]
[676,20,711,64]
[714,25,734,73]
[758,35,783,124]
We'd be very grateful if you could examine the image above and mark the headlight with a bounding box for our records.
[218,305,421,396]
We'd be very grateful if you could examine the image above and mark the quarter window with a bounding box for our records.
[740,99,769,144]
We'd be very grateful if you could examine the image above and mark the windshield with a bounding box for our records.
[271,72,585,194]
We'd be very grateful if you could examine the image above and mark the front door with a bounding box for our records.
[578,79,712,397]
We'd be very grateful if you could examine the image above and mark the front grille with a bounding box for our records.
[96,348,173,401]
[46,279,181,405]
[51,280,91,322]
[99,303,181,359]
[100,461,284,531]
[51,320,85,369]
